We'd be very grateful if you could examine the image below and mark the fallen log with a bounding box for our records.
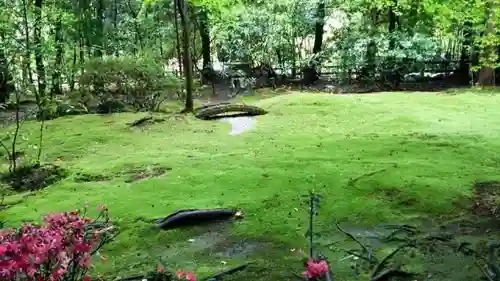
[153,208,244,230]
[194,103,267,120]
[194,102,231,113]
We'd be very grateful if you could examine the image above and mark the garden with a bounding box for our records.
[1,0,500,280]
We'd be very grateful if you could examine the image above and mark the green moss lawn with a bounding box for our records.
[3,90,500,280]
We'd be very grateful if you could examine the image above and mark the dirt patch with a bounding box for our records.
[0,164,68,192]
[173,221,288,260]
[211,238,279,259]
[407,133,439,140]
[123,165,171,183]
[150,219,291,275]
[74,172,112,182]
[375,186,418,207]
[472,181,500,218]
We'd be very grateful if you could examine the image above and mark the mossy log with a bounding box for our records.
[194,103,267,120]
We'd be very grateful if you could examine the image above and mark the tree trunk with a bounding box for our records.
[126,0,144,54]
[385,4,401,88]
[458,21,473,85]
[70,45,77,91]
[303,0,325,84]
[79,34,85,69]
[496,42,500,84]
[157,12,163,58]
[177,0,193,112]
[21,0,33,85]
[34,0,46,102]
[312,1,325,55]
[361,9,379,81]
[173,0,183,76]
[51,19,64,97]
[478,0,496,86]
[198,7,213,85]
[388,6,398,50]
[113,0,119,57]
[0,33,14,104]
[94,0,104,58]
[78,1,85,72]
[291,38,297,78]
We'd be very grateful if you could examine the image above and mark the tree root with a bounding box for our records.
[128,116,153,126]
[336,222,376,265]
[371,244,413,278]
[127,116,166,127]
[347,167,390,187]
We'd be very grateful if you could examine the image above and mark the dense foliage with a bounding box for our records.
[0,0,498,109]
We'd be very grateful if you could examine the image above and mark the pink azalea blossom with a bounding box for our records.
[176,270,197,281]
[0,207,110,281]
[302,259,329,279]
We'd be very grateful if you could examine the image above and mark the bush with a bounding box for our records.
[38,99,89,120]
[0,206,117,281]
[77,56,181,113]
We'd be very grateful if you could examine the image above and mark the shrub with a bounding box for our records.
[35,98,89,121]
[77,56,181,113]
[0,206,117,281]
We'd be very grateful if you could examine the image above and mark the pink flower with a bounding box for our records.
[83,275,92,281]
[78,253,92,268]
[0,244,7,255]
[185,272,197,281]
[302,259,329,279]
[51,267,66,280]
[0,206,111,281]
[157,264,166,273]
[176,270,197,281]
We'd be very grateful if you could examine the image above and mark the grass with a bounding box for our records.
[2,89,500,280]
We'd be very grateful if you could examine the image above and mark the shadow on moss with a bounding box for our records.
[1,163,68,192]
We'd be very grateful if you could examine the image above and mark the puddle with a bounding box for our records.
[220,116,256,135]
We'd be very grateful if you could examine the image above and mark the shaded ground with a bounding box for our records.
[2,90,500,280]
[472,181,500,219]
[0,163,68,193]
[281,77,470,94]
[74,164,171,183]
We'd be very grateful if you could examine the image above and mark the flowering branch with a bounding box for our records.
[0,205,117,281]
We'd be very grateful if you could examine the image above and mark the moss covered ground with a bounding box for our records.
[3,89,500,280]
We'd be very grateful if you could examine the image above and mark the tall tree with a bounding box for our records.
[198,7,212,85]
[94,0,105,58]
[21,0,33,85]
[458,21,474,85]
[177,0,194,112]
[51,16,64,97]
[0,32,14,104]
[173,0,183,76]
[478,0,496,86]
[33,0,46,102]
[303,0,325,84]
